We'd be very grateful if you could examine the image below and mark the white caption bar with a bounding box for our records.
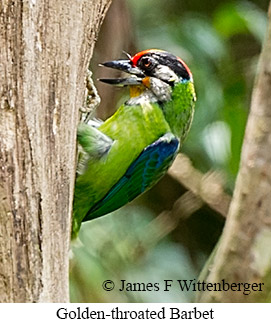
[0,303,270,322]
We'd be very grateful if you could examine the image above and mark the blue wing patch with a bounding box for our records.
[83,133,180,222]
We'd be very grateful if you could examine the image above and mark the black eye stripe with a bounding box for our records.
[138,52,190,81]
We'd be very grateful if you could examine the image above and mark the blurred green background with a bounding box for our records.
[70,0,268,302]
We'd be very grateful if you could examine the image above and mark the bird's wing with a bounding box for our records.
[83,132,180,221]
[86,118,104,128]
[77,123,113,175]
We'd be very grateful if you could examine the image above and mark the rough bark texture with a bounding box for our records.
[0,0,111,302]
[196,3,271,302]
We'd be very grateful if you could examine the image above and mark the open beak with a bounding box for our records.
[99,59,144,86]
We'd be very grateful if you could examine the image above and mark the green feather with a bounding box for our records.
[82,133,179,221]
[72,80,195,239]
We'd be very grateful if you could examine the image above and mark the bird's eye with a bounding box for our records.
[142,57,151,67]
[140,57,155,70]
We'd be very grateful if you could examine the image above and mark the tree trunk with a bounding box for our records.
[0,0,111,302]
[196,2,271,302]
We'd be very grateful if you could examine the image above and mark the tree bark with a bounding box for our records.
[196,3,271,302]
[0,0,111,302]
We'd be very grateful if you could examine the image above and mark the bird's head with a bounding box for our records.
[100,49,193,104]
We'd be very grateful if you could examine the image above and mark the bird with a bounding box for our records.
[72,49,196,239]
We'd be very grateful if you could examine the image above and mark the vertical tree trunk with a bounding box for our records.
[196,3,271,302]
[0,0,111,302]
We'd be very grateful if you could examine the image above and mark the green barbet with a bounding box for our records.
[72,49,196,238]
